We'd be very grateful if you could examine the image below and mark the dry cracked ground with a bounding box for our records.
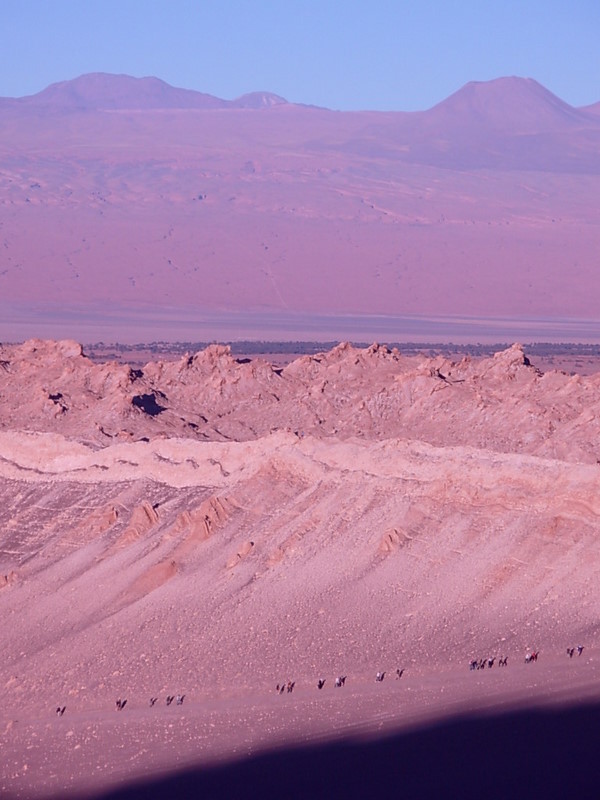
[0,340,599,799]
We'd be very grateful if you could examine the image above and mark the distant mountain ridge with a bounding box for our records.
[1,72,597,117]
[0,72,290,111]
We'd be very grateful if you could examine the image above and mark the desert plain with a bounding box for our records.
[2,73,600,344]
[1,339,600,798]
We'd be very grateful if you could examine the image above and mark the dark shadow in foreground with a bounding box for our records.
[84,701,600,800]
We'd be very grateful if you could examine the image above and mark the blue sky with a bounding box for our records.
[1,0,599,110]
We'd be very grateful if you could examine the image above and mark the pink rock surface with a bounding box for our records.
[0,342,599,797]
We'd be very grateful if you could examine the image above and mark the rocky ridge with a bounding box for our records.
[1,339,600,463]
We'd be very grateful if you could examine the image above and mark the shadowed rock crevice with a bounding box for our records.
[131,393,166,416]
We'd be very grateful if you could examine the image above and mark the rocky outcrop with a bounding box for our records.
[1,339,600,462]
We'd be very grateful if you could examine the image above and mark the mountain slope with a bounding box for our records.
[426,76,591,133]
[2,73,292,111]
[9,72,229,110]
[1,340,599,797]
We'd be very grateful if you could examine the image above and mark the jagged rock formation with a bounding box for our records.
[2,339,600,462]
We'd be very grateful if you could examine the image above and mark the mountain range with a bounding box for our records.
[0,72,289,111]
[1,73,599,343]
